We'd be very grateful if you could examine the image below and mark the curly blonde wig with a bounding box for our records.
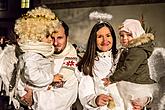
[14,6,60,43]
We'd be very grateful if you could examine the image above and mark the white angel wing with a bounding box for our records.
[148,47,165,110]
[0,44,18,95]
[148,47,165,82]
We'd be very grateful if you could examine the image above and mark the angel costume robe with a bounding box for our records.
[79,51,125,110]
[79,50,158,110]
[31,42,78,110]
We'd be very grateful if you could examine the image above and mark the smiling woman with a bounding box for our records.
[77,12,121,110]
[96,26,113,52]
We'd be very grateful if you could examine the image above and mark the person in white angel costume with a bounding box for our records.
[14,6,69,109]
[78,11,125,110]
[0,6,67,109]
[77,11,163,110]
[18,7,79,110]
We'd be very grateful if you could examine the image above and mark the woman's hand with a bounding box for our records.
[95,94,112,106]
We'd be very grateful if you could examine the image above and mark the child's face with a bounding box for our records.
[96,26,113,52]
[41,35,52,44]
[119,31,133,47]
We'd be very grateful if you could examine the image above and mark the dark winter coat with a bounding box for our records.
[110,33,156,84]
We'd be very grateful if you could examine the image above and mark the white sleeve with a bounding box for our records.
[32,74,78,110]
[74,68,83,82]
[23,52,53,87]
[79,75,98,108]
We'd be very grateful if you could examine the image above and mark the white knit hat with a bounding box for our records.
[119,19,145,38]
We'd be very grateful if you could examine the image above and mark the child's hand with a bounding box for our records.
[53,74,63,83]
[131,97,149,110]
[52,74,65,88]
[102,78,111,87]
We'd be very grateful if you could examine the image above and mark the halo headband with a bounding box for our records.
[89,11,113,22]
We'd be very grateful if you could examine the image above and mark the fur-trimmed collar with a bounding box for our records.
[128,33,155,48]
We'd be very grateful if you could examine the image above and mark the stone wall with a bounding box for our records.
[53,3,165,49]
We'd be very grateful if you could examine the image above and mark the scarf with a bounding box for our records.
[19,41,54,57]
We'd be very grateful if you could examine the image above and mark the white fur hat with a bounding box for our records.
[119,19,145,38]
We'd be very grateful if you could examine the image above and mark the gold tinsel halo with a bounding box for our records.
[14,6,60,43]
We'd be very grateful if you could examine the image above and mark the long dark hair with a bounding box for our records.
[78,22,117,77]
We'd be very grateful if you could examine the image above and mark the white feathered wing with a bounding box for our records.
[148,47,165,82]
[148,47,165,110]
[0,44,20,109]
